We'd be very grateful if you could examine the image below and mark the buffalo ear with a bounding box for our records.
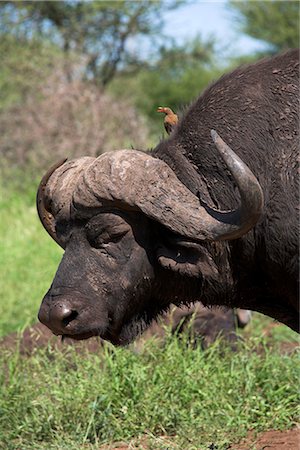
[156,238,219,279]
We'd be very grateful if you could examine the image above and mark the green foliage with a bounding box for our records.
[0,34,61,111]
[138,37,220,117]
[110,36,222,136]
[229,0,300,52]
[0,0,185,86]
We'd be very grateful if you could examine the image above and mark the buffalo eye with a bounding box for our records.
[86,223,129,249]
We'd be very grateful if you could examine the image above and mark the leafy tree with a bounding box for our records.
[0,0,184,86]
[229,0,299,52]
[110,36,221,135]
[0,35,62,111]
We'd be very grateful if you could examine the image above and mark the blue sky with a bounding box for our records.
[163,1,267,57]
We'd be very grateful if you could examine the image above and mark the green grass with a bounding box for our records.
[0,178,63,337]
[0,179,299,450]
[0,335,299,450]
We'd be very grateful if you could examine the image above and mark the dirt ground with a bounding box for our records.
[96,427,300,449]
[1,318,298,357]
[230,427,300,450]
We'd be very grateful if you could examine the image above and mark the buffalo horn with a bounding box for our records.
[72,131,263,242]
[36,158,68,249]
[209,130,264,240]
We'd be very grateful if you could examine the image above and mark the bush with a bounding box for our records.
[0,63,149,173]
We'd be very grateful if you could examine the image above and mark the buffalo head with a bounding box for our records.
[37,131,263,345]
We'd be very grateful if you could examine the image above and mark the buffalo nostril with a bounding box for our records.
[41,301,81,334]
[62,309,78,327]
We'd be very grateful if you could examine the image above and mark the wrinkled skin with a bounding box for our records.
[39,208,248,344]
[40,211,158,345]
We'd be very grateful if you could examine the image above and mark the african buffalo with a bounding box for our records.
[37,49,299,344]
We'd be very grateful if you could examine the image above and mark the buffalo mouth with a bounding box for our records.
[55,313,162,346]
[61,328,120,344]
[40,293,165,346]
[60,316,149,346]
[61,331,97,341]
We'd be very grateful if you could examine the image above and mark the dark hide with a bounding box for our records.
[152,49,299,331]
[38,50,299,344]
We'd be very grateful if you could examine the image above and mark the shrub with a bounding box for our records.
[0,64,149,173]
